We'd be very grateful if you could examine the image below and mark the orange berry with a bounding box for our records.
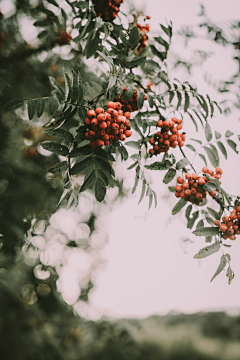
[222,234,229,240]
[185,173,192,180]
[149,137,155,145]
[229,214,237,221]
[214,220,220,226]
[90,140,97,148]
[233,225,239,231]
[226,221,234,228]
[236,205,240,213]
[95,107,104,114]
[227,228,234,235]
[202,167,208,174]
[192,173,199,181]
[198,177,205,186]
[209,191,216,197]
[99,121,107,129]
[219,224,228,232]
[215,167,222,174]
[125,130,132,137]
[229,235,236,240]
[107,101,116,109]
[182,182,189,190]
[222,215,229,223]
[177,177,184,184]
[191,188,197,195]
[149,149,154,155]
[87,109,96,118]
[85,117,91,125]
[180,191,185,199]
[175,185,182,192]
[179,141,184,147]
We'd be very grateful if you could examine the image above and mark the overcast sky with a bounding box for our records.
[88,0,240,319]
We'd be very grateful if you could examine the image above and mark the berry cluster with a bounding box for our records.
[135,23,149,55]
[92,0,124,22]
[55,31,72,45]
[148,118,185,155]
[174,167,223,205]
[84,101,132,148]
[214,206,240,241]
[114,87,147,113]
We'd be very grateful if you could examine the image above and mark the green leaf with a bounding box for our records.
[172,198,187,215]
[203,146,218,167]
[125,141,141,150]
[196,219,204,228]
[184,92,190,112]
[205,236,212,243]
[187,111,198,132]
[127,161,138,170]
[64,70,72,102]
[205,122,212,141]
[137,90,145,109]
[185,144,196,152]
[206,94,214,117]
[80,171,96,192]
[145,160,172,170]
[203,182,217,192]
[120,144,129,161]
[198,153,207,166]
[185,204,192,220]
[152,190,157,208]
[41,141,69,156]
[217,141,227,160]
[225,130,234,138]
[215,131,221,139]
[209,144,219,166]
[129,26,140,48]
[48,96,58,116]
[168,186,175,193]
[132,165,140,194]
[226,139,238,154]
[192,226,219,237]
[148,94,154,108]
[4,99,25,111]
[123,87,134,101]
[187,211,199,229]
[95,178,106,202]
[44,128,73,143]
[207,207,220,220]
[46,0,59,7]
[48,161,69,173]
[150,45,166,61]
[205,216,215,225]
[163,168,176,184]
[226,265,234,285]
[138,180,146,204]
[33,20,50,27]
[127,57,147,68]
[176,91,182,110]
[70,157,93,175]
[36,98,45,118]
[71,70,79,104]
[196,95,209,118]
[193,241,220,259]
[148,193,153,210]
[176,158,190,170]
[190,138,202,145]
[210,254,228,282]
[49,76,64,98]
[27,99,36,120]
[221,188,231,206]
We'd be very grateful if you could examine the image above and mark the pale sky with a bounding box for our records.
[87,0,240,319]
